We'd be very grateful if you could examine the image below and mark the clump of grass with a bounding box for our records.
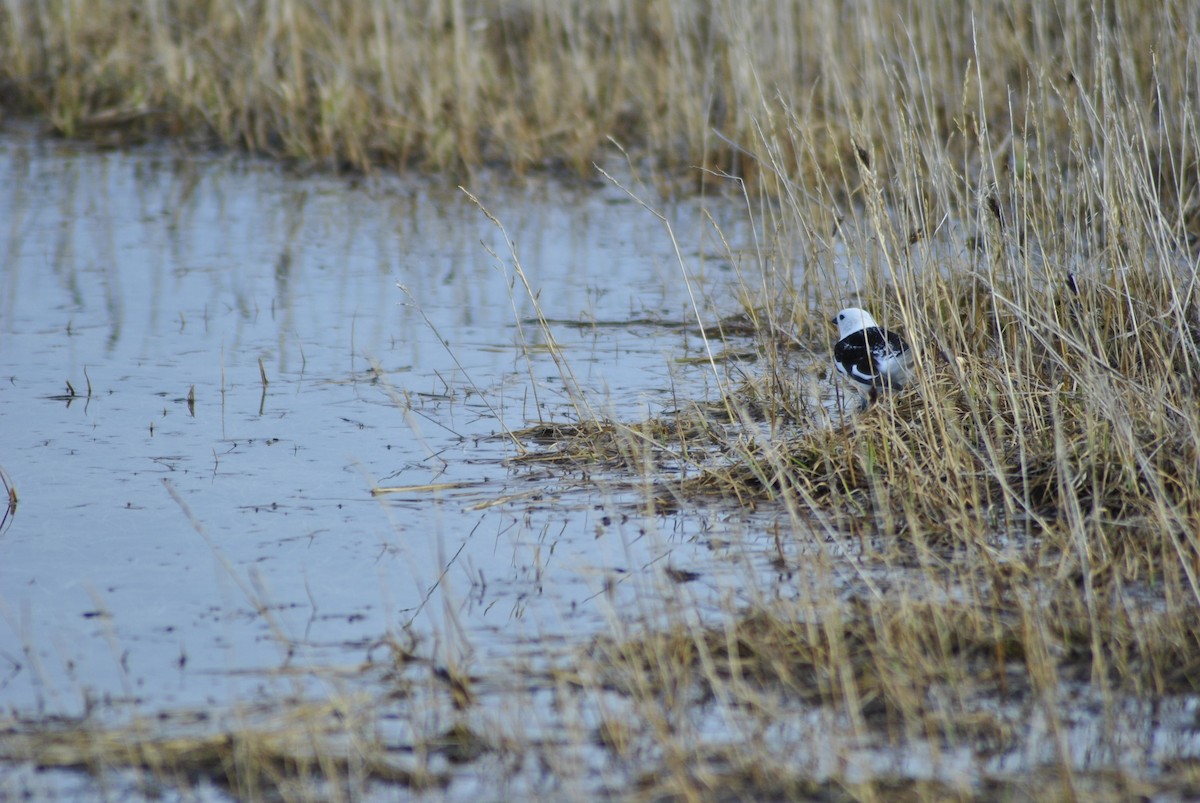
[513,416,721,470]
[0,700,446,799]
[702,280,1200,548]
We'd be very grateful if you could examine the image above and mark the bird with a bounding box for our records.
[831,307,914,408]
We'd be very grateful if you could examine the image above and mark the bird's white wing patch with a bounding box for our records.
[847,361,879,384]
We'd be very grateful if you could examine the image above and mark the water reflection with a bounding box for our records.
[0,130,759,719]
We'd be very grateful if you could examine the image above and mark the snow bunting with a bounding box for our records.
[831,307,914,408]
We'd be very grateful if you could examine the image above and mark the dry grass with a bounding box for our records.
[5,0,1200,800]
[489,0,1200,796]
[0,0,1190,195]
[0,699,446,800]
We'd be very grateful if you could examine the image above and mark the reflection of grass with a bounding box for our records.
[5,0,1200,799]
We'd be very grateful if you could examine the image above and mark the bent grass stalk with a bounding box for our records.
[395,282,525,455]
[461,187,595,424]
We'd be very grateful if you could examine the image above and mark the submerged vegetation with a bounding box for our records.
[4,0,1200,799]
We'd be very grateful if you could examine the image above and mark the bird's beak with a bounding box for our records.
[829,315,837,326]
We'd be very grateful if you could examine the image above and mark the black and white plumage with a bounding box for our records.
[831,307,914,407]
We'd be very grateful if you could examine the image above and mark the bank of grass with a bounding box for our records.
[0,0,1194,194]
[4,0,1200,800]
[490,0,1200,794]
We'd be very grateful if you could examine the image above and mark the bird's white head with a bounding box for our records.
[832,307,879,338]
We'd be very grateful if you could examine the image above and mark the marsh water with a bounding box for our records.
[0,130,785,724]
[5,131,1200,800]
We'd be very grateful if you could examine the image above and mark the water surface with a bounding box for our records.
[0,132,765,721]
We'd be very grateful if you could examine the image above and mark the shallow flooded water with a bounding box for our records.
[0,130,772,721]
[5,132,1200,801]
